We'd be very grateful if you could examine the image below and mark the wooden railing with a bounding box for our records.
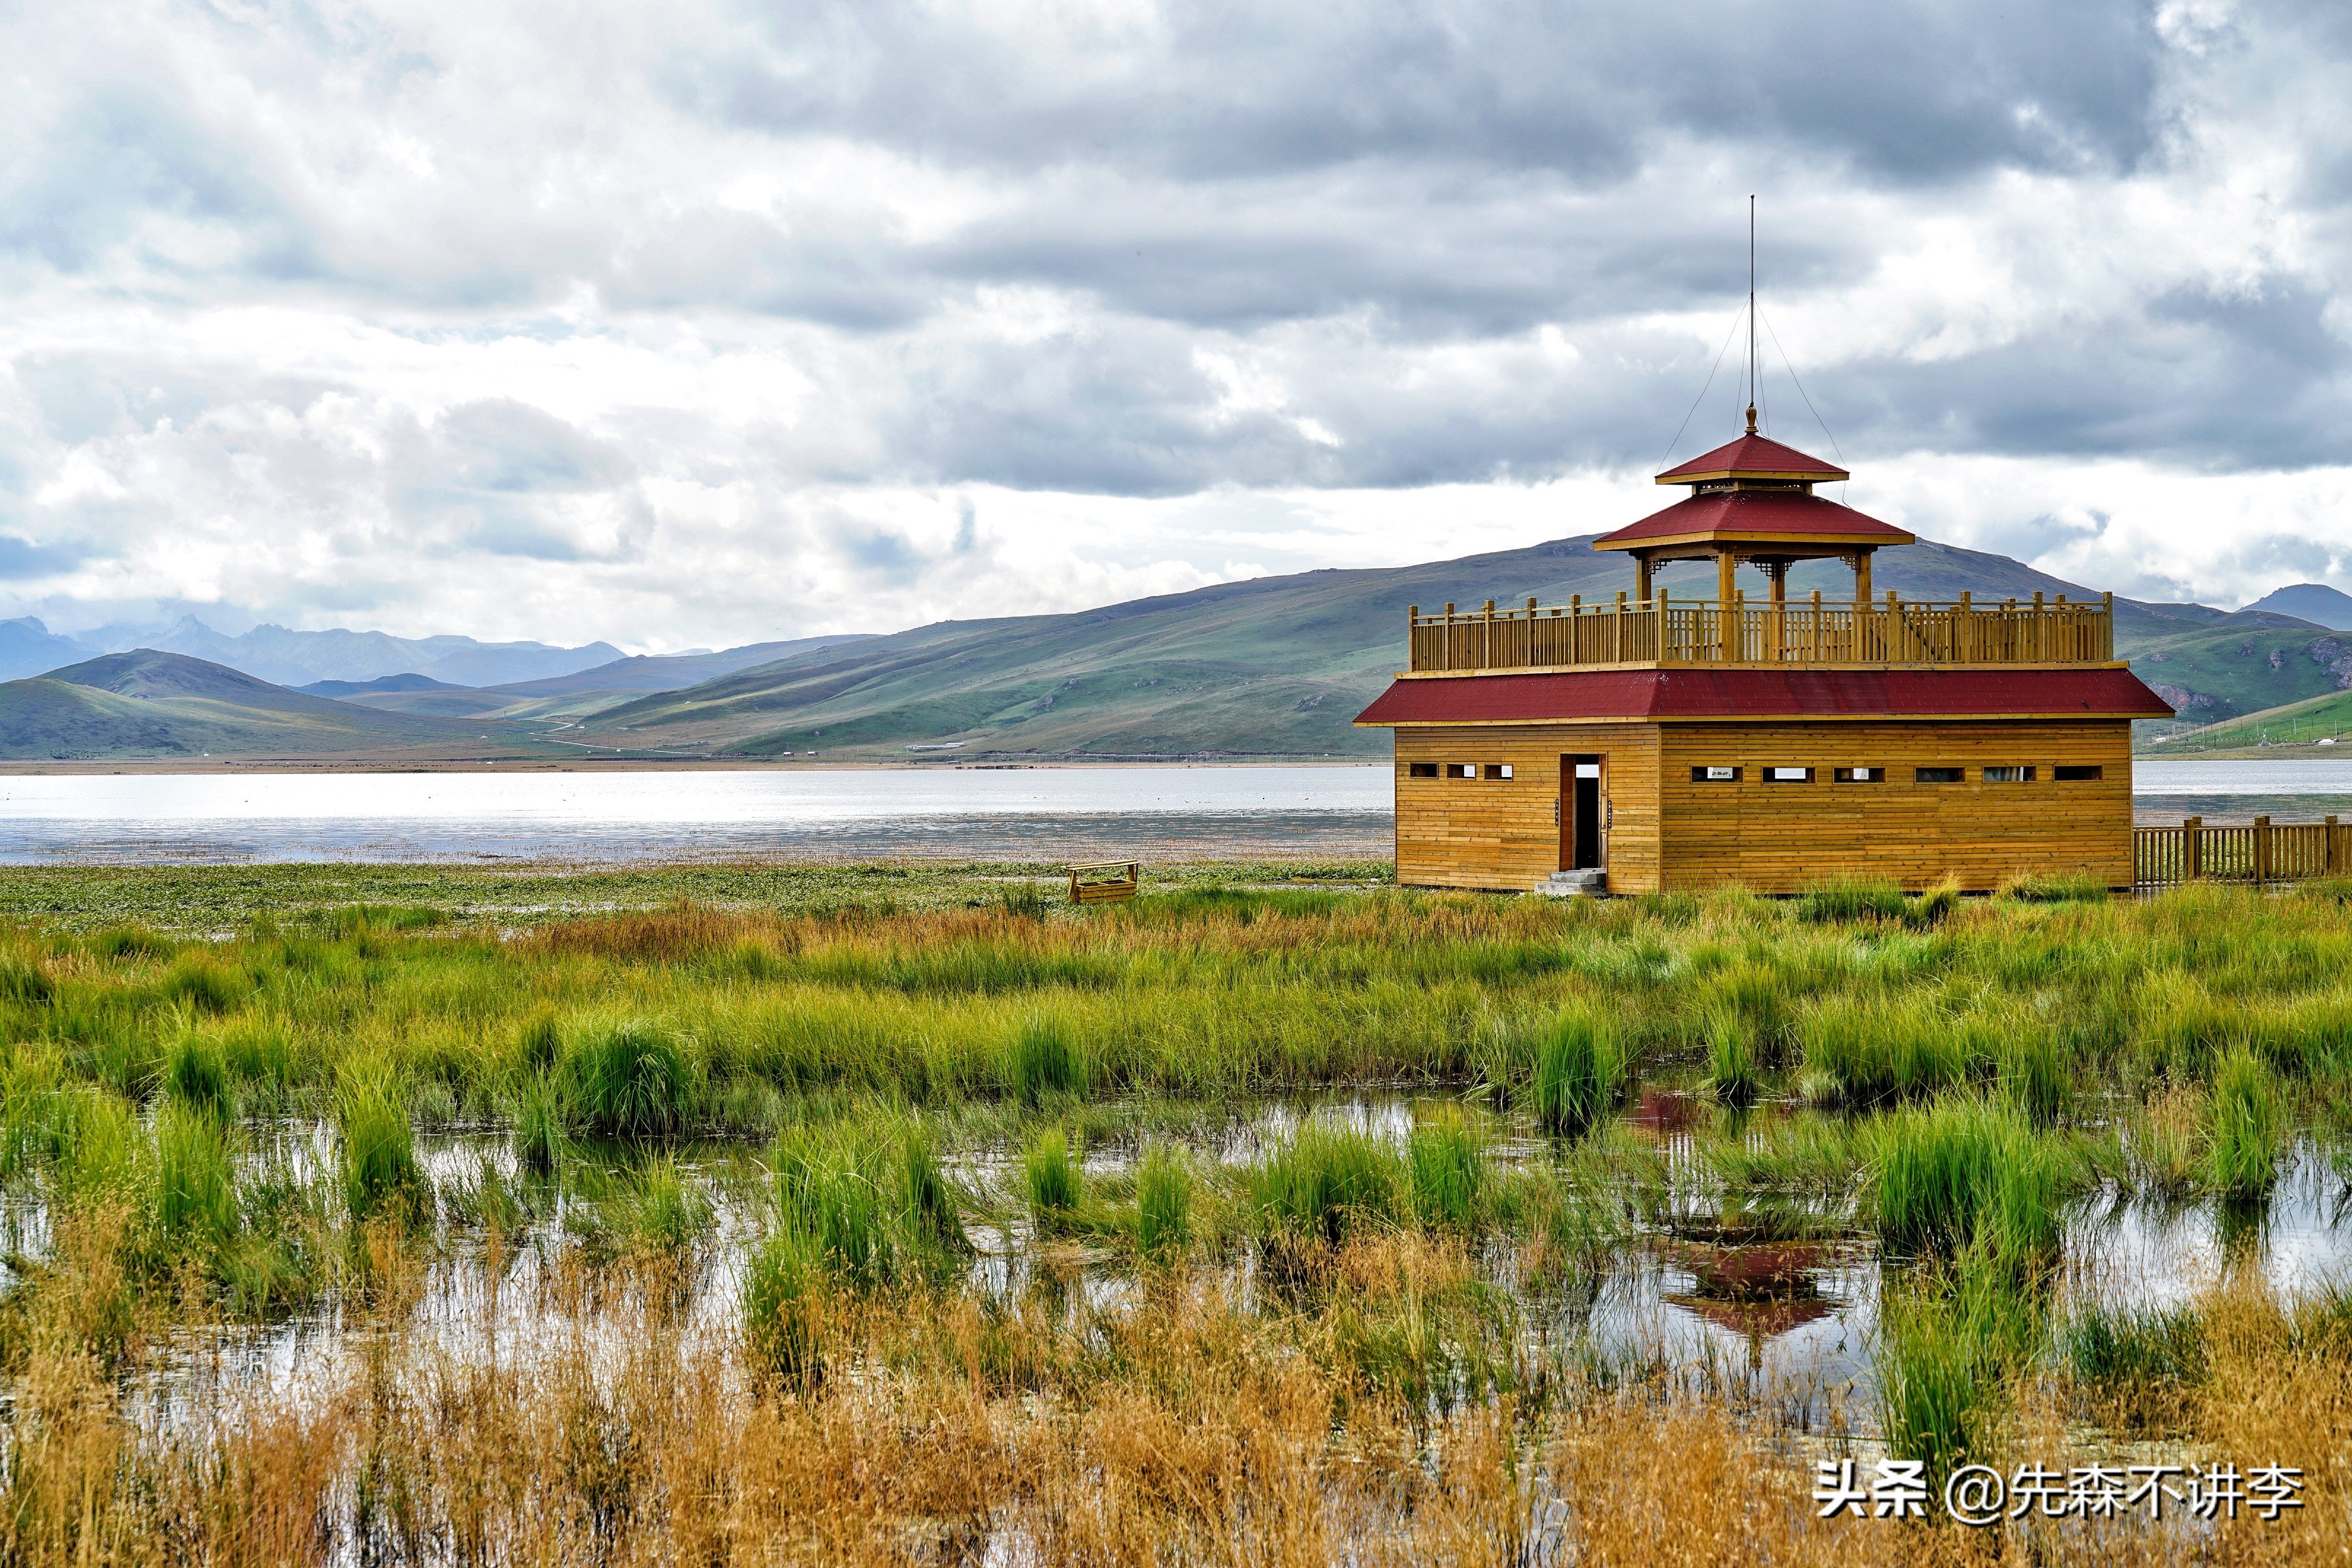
[1408,589,2113,672]
[2134,816,2349,888]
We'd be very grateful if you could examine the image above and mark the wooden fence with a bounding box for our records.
[1408,589,2113,672]
[2133,816,2348,888]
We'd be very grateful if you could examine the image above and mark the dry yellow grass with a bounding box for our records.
[1,1230,2343,1566]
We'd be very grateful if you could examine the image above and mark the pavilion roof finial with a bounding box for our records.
[1744,402,1757,436]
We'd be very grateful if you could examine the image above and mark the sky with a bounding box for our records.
[2,0,2350,653]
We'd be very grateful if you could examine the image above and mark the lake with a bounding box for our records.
[0,765,1394,863]
[4,758,2348,863]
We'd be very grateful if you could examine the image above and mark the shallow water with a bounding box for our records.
[72,1088,2352,1442]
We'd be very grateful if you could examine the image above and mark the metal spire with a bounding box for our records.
[1745,194,1758,436]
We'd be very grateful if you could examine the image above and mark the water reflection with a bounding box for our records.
[23,1091,2352,1440]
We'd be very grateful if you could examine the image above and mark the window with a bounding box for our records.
[1764,766,1812,783]
[2054,765,2104,782]
[1408,762,1438,779]
[1483,763,1513,780]
[1983,765,2036,783]
[1446,763,1476,779]
[1833,767,1884,783]
[1915,766,1965,783]
[1690,766,1742,782]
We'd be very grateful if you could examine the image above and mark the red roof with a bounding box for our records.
[1594,488,1915,551]
[1658,432,1847,484]
[1355,667,2175,726]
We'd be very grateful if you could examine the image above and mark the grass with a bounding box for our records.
[1864,1096,2064,1265]
[1527,1006,1623,1136]
[1252,1123,1399,1247]
[2209,1046,2286,1198]
[569,1019,693,1139]
[0,864,2346,1558]
[334,1055,418,1222]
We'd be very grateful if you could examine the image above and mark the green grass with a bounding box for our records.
[2208,1047,2286,1198]
[1022,1127,1084,1228]
[1702,1005,1759,1105]
[1252,1123,1398,1248]
[1008,1011,1087,1103]
[1527,1007,1623,1136]
[162,1031,233,1119]
[1866,1097,2064,1265]
[1135,1142,1193,1259]
[569,1020,694,1139]
[153,1102,236,1250]
[1405,1108,1485,1229]
[1876,1243,2038,1484]
[334,1055,418,1222]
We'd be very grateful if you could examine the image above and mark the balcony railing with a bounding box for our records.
[1406,590,2113,673]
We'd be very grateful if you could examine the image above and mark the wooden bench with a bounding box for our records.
[1067,861,1141,905]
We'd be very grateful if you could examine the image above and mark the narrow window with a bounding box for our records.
[1915,766,1965,783]
[1408,762,1438,779]
[1482,763,1513,780]
[2053,765,2103,781]
[1446,763,1476,779]
[1690,766,1742,782]
[1983,765,2036,783]
[1833,766,1884,783]
[1764,766,1812,783]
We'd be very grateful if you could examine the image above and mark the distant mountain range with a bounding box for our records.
[0,614,628,688]
[0,542,2343,762]
[550,534,2349,762]
[2241,583,2352,631]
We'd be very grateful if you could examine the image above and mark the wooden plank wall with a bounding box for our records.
[1655,720,2134,892]
[1392,724,1662,892]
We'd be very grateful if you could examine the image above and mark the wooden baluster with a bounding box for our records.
[2185,816,2202,881]
[2255,814,2272,887]
[1658,589,1671,663]
[2329,815,2341,876]
[1810,588,1822,660]
[1409,604,1420,671]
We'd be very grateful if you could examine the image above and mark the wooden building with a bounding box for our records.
[1354,424,2174,894]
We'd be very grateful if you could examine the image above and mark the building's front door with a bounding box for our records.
[1560,754,1605,871]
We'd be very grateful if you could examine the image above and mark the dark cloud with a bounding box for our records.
[684,0,2161,185]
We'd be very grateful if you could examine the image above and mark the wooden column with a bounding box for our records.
[2328,816,2341,875]
[1731,588,1746,662]
[1636,555,1654,604]
[2255,815,2272,887]
[2185,816,2202,881]
[1853,551,1873,606]
[1716,550,1737,609]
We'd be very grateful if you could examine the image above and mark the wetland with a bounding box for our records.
[0,859,2347,1563]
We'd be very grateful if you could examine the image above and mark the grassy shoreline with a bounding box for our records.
[0,864,2348,1561]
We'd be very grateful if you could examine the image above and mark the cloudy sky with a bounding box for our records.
[2,0,2348,652]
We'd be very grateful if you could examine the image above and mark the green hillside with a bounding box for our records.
[0,652,567,761]
[2146,687,2352,756]
[570,534,2285,763]
[2122,621,2352,728]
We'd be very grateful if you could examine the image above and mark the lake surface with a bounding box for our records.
[0,766,1394,863]
[2,760,2347,864]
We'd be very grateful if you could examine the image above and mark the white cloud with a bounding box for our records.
[0,0,2348,653]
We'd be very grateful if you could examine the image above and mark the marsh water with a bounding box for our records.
[5,760,2352,864]
[69,1087,2352,1438]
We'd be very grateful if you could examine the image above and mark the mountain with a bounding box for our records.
[484,635,877,698]
[299,673,471,697]
[558,533,2293,762]
[103,616,624,688]
[2242,583,2352,631]
[0,650,558,760]
[0,618,100,680]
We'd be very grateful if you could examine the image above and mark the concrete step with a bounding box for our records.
[1535,869,1608,897]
